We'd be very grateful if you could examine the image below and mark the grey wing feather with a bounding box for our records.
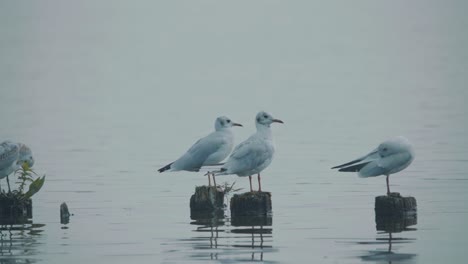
[358,160,386,177]
[175,133,227,170]
[0,141,20,169]
[334,149,379,174]
[358,152,412,177]
[227,139,271,173]
[188,134,226,158]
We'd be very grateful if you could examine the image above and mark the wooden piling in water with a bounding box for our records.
[375,192,417,217]
[0,196,32,223]
[230,192,272,216]
[60,202,71,224]
[190,186,225,214]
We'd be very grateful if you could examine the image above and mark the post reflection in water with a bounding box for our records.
[230,214,273,262]
[190,211,225,255]
[360,212,418,263]
[0,219,45,264]
[185,211,275,262]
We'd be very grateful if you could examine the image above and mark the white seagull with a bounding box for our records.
[331,136,414,195]
[211,111,283,192]
[158,116,242,186]
[0,141,35,192]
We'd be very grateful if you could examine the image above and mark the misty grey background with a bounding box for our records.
[1,1,468,263]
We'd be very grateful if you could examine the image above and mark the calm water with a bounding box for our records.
[1,1,468,263]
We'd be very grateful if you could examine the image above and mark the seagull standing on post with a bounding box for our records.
[331,136,414,195]
[158,116,242,186]
[211,111,283,192]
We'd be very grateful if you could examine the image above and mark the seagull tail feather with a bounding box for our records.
[158,162,173,173]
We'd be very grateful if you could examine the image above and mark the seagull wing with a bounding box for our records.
[0,141,19,169]
[173,132,228,171]
[332,148,380,173]
[225,137,272,174]
[187,133,226,156]
[357,152,412,177]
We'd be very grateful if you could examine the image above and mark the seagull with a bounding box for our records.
[211,111,283,192]
[331,136,414,195]
[0,141,35,192]
[158,116,242,186]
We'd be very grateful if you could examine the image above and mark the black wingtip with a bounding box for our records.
[158,162,173,173]
[337,161,371,172]
[331,157,363,170]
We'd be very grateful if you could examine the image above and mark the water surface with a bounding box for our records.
[1,1,468,263]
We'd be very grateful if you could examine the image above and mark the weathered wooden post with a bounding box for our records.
[190,186,225,217]
[0,195,33,224]
[375,192,417,233]
[230,192,272,217]
[375,192,417,217]
[60,202,71,224]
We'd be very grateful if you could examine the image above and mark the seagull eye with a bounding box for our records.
[227,120,231,123]
[383,148,388,152]
[263,115,268,118]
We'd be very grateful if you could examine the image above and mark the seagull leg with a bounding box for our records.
[386,174,390,195]
[208,171,212,186]
[257,173,262,192]
[6,176,11,193]
[249,176,253,192]
[212,173,217,187]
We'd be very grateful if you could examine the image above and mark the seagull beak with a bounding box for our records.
[21,162,30,170]
[232,122,243,127]
[272,119,284,124]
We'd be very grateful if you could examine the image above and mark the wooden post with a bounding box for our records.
[230,192,272,217]
[0,196,32,224]
[375,192,417,217]
[60,202,71,224]
[190,186,225,215]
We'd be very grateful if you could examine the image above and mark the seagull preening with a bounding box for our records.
[0,141,35,192]
[158,116,242,186]
[211,111,283,192]
[331,136,414,195]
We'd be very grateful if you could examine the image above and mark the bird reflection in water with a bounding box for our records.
[360,213,417,263]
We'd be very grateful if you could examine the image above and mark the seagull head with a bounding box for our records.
[377,137,413,158]
[215,116,243,131]
[18,143,34,168]
[256,111,284,128]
